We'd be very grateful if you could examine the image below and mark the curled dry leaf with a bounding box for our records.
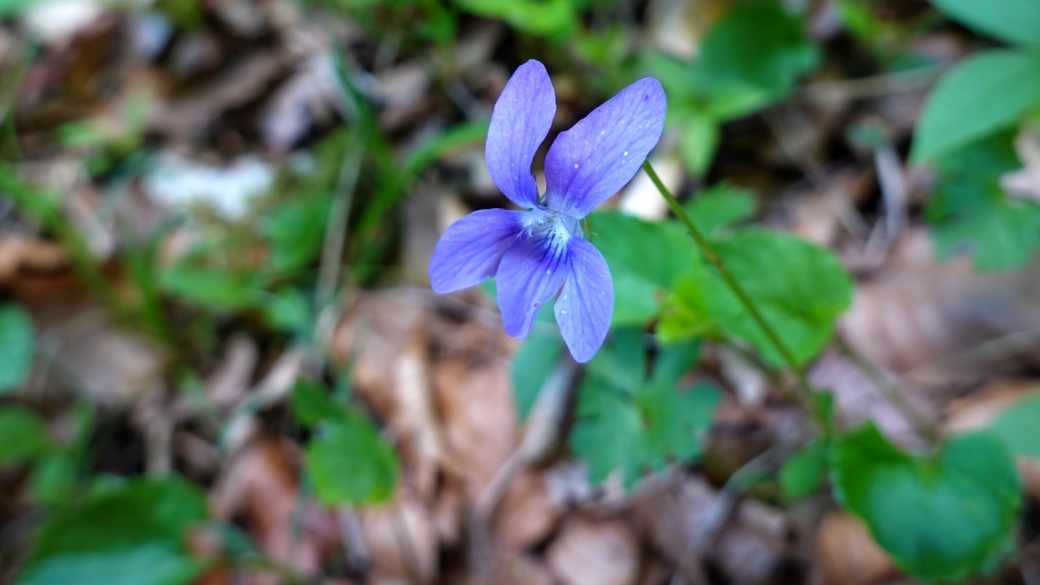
[545,517,642,585]
[332,292,442,499]
[630,475,717,581]
[205,335,259,411]
[810,350,931,448]
[840,229,1040,386]
[713,501,788,585]
[0,236,67,284]
[493,470,561,551]
[149,53,286,141]
[433,356,517,494]
[210,439,336,584]
[465,549,555,585]
[814,511,896,585]
[359,491,440,585]
[32,302,167,405]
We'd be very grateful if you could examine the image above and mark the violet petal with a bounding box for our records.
[496,232,569,339]
[555,237,613,363]
[486,59,556,209]
[428,208,522,294]
[544,78,666,218]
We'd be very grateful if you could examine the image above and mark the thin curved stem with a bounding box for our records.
[641,161,820,418]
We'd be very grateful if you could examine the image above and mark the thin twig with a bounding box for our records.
[835,335,939,444]
[668,442,796,585]
[903,325,1040,383]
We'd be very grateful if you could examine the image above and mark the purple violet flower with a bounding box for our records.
[428,59,666,362]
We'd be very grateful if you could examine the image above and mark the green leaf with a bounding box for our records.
[291,379,346,428]
[832,424,1021,581]
[925,131,1040,270]
[19,476,209,585]
[684,183,758,237]
[656,263,717,343]
[511,304,563,421]
[452,0,576,37]
[305,412,399,505]
[160,263,260,311]
[933,197,1040,270]
[912,50,1040,162]
[0,303,35,394]
[695,0,820,101]
[988,393,1040,458]
[30,452,78,506]
[571,332,720,489]
[264,193,332,274]
[589,211,697,325]
[662,230,852,365]
[263,287,312,334]
[930,0,1040,46]
[0,405,51,464]
[779,439,828,501]
[677,111,719,177]
[0,0,43,18]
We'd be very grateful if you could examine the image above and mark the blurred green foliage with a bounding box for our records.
[570,330,719,488]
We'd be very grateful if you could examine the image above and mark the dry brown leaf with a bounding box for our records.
[630,476,716,580]
[261,52,342,154]
[713,501,788,585]
[150,52,286,140]
[359,492,440,584]
[210,439,335,584]
[466,550,556,585]
[0,235,67,284]
[545,517,642,585]
[840,229,1040,387]
[32,302,167,405]
[205,335,259,411]
[784,167,874,247]
[376,62,432,131]
[809,350,930,448]
[814,511,896,585]
[494,470,561,550]
[433,355,517,495]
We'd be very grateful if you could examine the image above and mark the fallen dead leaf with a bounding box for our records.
[840,229,1040,387]
[32,302,167,405]
[545,516,642,585]
[494,469,561,550]
[466,549,555,585]
[210,439,336,584]
[359,491,440,585]
[814,511,896,585]
[433,355,517,495]
[0,235,67,284]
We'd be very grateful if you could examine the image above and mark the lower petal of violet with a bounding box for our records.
[496,232,570,340]
[428,208,523,294]
[554,237,613,363]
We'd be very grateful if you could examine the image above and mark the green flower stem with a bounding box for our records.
[641,160,819,412]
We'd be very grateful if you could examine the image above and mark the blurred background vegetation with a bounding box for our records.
[3,0,1040,584]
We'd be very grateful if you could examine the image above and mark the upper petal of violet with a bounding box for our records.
[496,230,570,340]
[543,77,666,218]
[555,237,613,363]
[428,208,523,294]
[486,59,557,209]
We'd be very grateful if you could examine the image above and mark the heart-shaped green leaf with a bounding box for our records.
[832,424,1021,581]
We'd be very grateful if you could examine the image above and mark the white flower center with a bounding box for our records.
[520,209,581,258]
